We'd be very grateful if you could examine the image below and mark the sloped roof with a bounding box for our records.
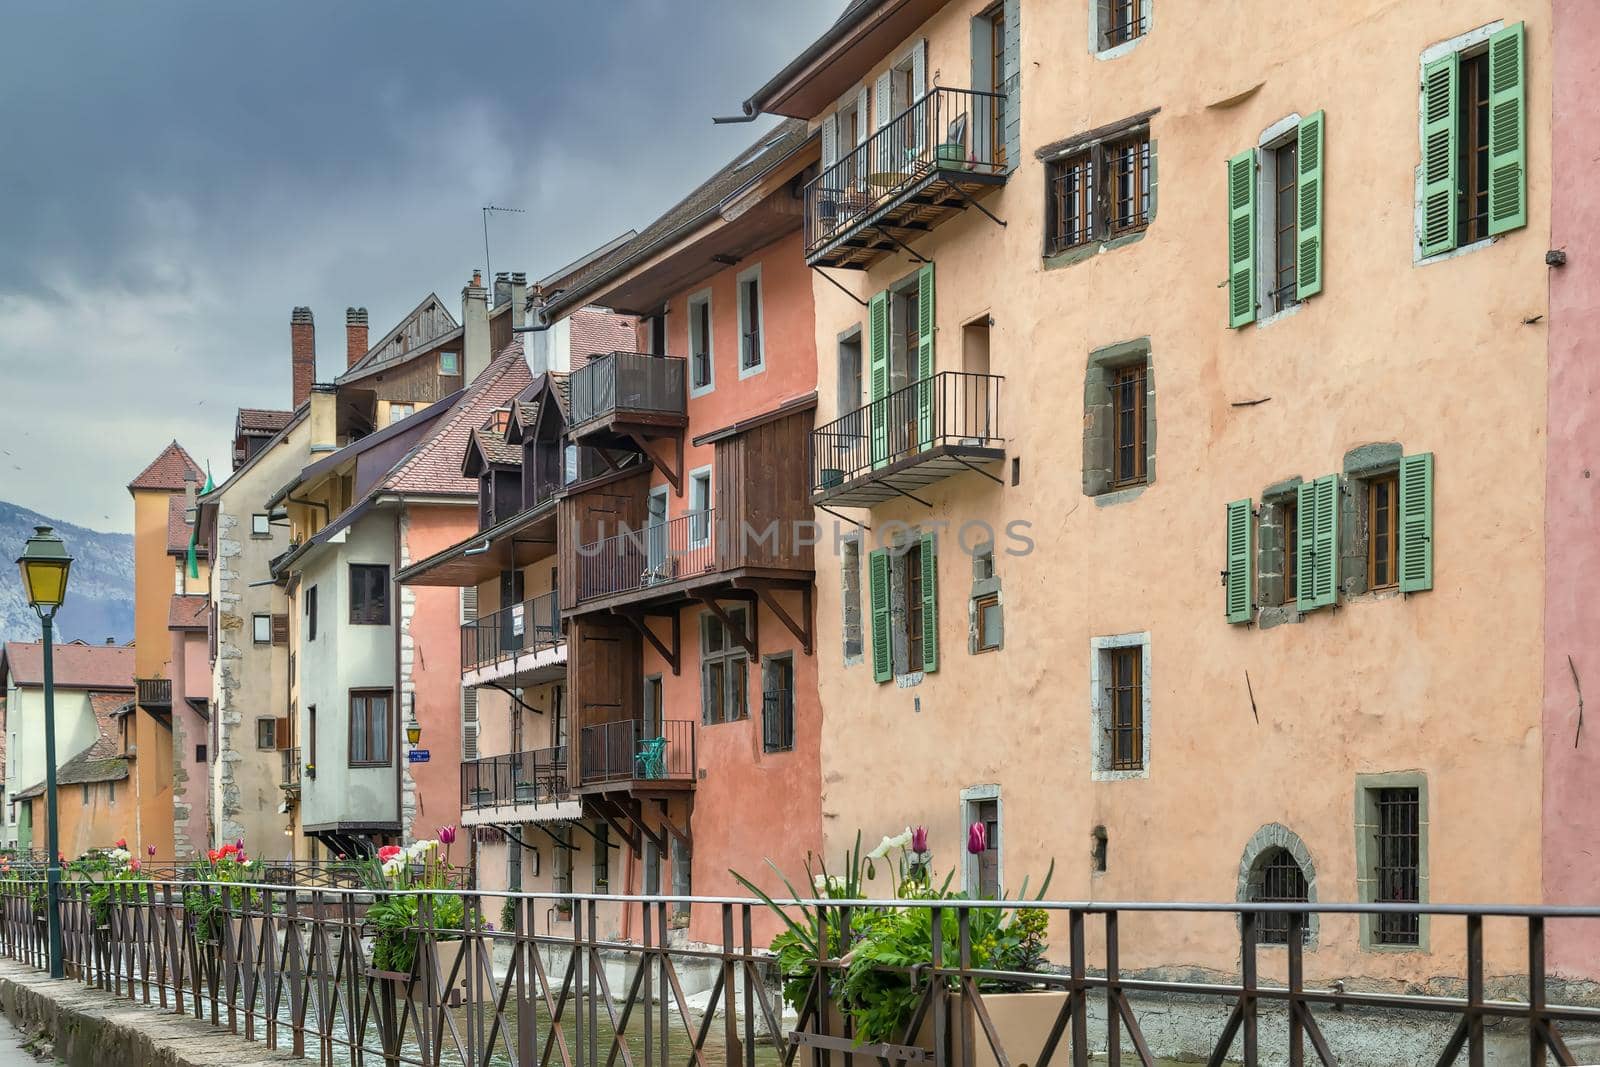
[569,307,641,364]
[468,426,521,470]
[378,345,533,497]
[166,495,207,557]
[128,441,202,492]
[0,643,134,690]
[506,372,571,447]
[15,690,129,796]
[237,409,293,436]
[337,291,459,384]
[168,594,210,631]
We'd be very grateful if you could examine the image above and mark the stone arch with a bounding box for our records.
[1237,823,1319,947]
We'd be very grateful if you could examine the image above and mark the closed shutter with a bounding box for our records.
[869,550,892,682]
[271,613,289,646]
[874,70,893,175]
[1419,51,1459,257]
[1486,22,1526,236]
[1398,452,1435,593]
[461,686,478,760]
[1296,474,1339,611]
[1227,149,1257,328]
[821,113,839,178]
[1002,0,1021,168]
[1295,110,1325,300]
[1225,499,1254,624]
[460,587,477,622]
[916,262,936,449]
[910,39,928,155]
[868,290,890,470]
[919,532,939,674]
[855,86,870,191]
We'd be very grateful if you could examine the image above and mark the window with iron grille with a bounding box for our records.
[1095,0,1148,51]
[1373,787,1422,946]
[1250,847,1310,945]
[738,269,763,374]
[593,822,610,892]
[1083,339,1154,499]
[1271,137,1300,313]
[1044,128,1152,257]
[1106,646,1142,770]
[762,655,795,753]
[553,825,573,897]
[1092,632,1149,778]
[689,291,713,393]
[1109,361,1147,489]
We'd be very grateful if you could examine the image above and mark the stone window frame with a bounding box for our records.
[968,540,1003,654]
[1354,771,1431,952]
[960,784,1003,897]
[1039,111,1160,269]
[1089,0,1152,60]
[1083,338,1156,504]
[1236,823,1319,949]
[885,527,930,686]
[840,534,865,666]
[1339,443,1404,601]
[1254,477,1303,629]
[1089,630,1151,781]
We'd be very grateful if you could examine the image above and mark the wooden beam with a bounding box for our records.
[639,797,692,852]
[692,592,758,660]
[619,611,679,676]
[586,796,642,854]
[600,794,665,856]
[751,584,812,657]
[629,432,683,495]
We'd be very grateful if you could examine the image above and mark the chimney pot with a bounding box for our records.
[105,637,114,645]
[291,307,317,408]
[345,306,370,369]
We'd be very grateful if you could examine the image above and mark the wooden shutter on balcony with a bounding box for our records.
[1419,51,1458,257]
[275,717,291,750]
[1486,22,1526,236]
[1296,475,1339,612]
[868,290,890,470]
[460,586,478,623]
[1225,499,1254,624]
[821,113,839,175]
[462,687,479,761]
[874,70,893,175]
[1226,149,1256,328]
[916,263,936,448]
[869,549,892,682]
[919,531,939,674]
[1398,452,1434,593]
[270,614,288,646]
[1295,110,1325,300]
[1002,0,1021,168]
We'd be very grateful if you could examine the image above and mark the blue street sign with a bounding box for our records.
[407,749,431,763]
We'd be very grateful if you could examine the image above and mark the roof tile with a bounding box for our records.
[127,441,203,492]
[380,345,533,496]
[0,643,135,690]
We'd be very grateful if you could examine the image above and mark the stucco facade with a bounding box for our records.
[798,0,1553,984]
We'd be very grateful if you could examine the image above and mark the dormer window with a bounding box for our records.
[488,408,511,434]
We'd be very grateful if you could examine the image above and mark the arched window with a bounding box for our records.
[1237,824,1317,946]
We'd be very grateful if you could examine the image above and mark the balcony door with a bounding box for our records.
[645,487,669,584]
[499,569,525,651]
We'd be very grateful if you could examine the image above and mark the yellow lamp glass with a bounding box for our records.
[16,526,73,610]
[405,720,422,745]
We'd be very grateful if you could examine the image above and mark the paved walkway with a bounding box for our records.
[0,958,300,1067]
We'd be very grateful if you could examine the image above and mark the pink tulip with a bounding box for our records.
[967,821,987,856]
[910,826,928,854]
[437,825,457,846]
[146,845,156,857]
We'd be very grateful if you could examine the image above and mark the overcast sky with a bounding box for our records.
[0,2,833,532]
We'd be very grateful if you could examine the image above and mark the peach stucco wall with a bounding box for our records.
[1542,0,1600,976]
[403,504,472,842]
[130,489,176,858]
[808,0,1552,983]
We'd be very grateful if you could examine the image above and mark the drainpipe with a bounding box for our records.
[393,508,405,843]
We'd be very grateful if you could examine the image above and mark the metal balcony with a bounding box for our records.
[461,592,563,673]
[577,719,696,789]
[567,351,688,441]
[461,747,569,812]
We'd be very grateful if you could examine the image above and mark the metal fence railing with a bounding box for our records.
[460,746,568,810]
[461,591,562,673]
[812,371,1004,492]
[578,718,695,785]
[568,351,687,429]
[574,509,716,602]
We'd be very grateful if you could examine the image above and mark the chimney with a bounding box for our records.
[462,270,490,382]
[509,272,527,331]
[493,272,512,308]
[345,307,369,369]
[291,307,316,408]
[105,637,114,645]
[309,384,337,453]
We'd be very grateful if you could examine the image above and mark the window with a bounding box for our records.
[507,838,522,892]
[962,789,1001,898]
[837,330,863,416]
[553,825,573,898]
[256,717,278,750]
[593,822,610,891]
[737,268,763,374]
[349,689,392,766]
[762,655,795,753]
[905,540,925,668]
[81,784,89,806]
[307,705,317,777]
[969,542,1003,654]
[349,564,390,625]
[107,780,115,805]
[196,744,207,762]
[974,595,1002,651]
[841,537,864,663]
[1368,472,1399,590]
[1092,633,1150,779]
[671,837,692,919]
[389,403,414,424]
[700,608,749,725]
[688,468,712,547]
[1095,0,1147,51]
[868,532,939,682]
[1228,112,1324,328]
[643,675,662,739]
[1044,125,1152,257]
[1109,361,1147,488]
[1270,136,1300,312]
[252,614,272,645]
[305,586,318,642]
[1283,499,1298,601]
[643,839,662,896]
[1374,789,1421,944]
[251,513,271,538]
[1419,23,1525,258]
[1083,340,1154,498]
[986,4,1007,167]
[688,291,713,394]
[1251,848,1310,945]
[439,351,459,376]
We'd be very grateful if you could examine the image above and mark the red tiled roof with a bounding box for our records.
[168,594,210,631]
[166,495,207,556]
[0,642,135,690]
[237,408,293,435]
[379,345,533,497]
[568,307,640,368]
[127,441,202,492]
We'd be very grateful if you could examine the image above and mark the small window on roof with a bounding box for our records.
[440,351,460,375]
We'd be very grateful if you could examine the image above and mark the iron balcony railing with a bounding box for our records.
[135,677,171,708]
[568,351,687,429]
[461,746,568,810]
[762,688,794,753]
[575,509,716,602]
[280,747,301,793]
[812,371,1004,492]
[461,591,562,673]
[578,718,695,786]
[805,86,1009,255]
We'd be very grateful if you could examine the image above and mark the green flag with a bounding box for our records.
[187,464,215,579]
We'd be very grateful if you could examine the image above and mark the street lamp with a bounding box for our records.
[16,525,72,980]
[405,693,422,747]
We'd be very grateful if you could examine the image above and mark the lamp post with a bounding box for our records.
[16,525,73,980]
[405,693,422,747]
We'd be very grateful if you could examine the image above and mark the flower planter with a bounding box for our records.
[935,143,970,171]
[514,782,538,804]
[819,468,845,489]
[799,988,1068,1067]
[367,939,483,1006]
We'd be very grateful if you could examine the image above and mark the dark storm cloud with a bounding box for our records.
[0,2,834,530]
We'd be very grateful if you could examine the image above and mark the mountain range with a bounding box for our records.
[0,501,134,647]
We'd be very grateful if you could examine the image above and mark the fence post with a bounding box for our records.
[1240,910,1257,1067]
[930,904,945,1067]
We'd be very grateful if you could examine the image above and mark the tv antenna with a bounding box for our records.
[482,204,528,294]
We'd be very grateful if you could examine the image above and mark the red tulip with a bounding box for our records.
[967,821,987,856]
[208,849,221,862]
[910,826,929,853]
[377,845,403,863]
[114,838,127,849]
[129,859,141,872]
[146,845,156,857]
[437,825,457,846]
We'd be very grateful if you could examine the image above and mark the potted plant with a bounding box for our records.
[365,825,482,1004]
[184,840,263,958]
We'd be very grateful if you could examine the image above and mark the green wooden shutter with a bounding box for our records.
[869,549,892,682]
[868,290,890,470]
[916,262,936,450]
[1419,51,1459,257]
[1225,499,1253,624]
[1227,149,1256,328]
[1295,110,1325,300]
[1398,452,1435,593]
[1487,22,1527,236]
[919,532,939,674]
[1297,475,1339,611]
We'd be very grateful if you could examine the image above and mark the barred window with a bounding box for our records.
[1374,787,1421,945]
[1107,134,1151,235]
[1046,151,1094,254]
[1107,645,1142,770]
[1110,361,1148,488]
[1250,847,1310,945]
[1044,128,1152,256]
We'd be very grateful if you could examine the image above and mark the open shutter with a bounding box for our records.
[275,717,291,751]
[1227,149,1256,328]
[855,86,871,190]
[1297,474,1339,611]
[920,532,939,674]
[1225,499,1253,624]
[874,70,893,176]
[1398,452,1435,593]
[869,550,892,682]
[462,687,479,761]
[1486,22,1526,236]
[1002,0,1021,169]
[821,113,839,178]
[1419,51,1459,257]
[868,290,890,470]
[270,613,289,646]
[1295,110,1325,300]
[916,262,936,449]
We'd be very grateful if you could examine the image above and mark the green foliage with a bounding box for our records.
[369,892,466,975]
[500,896,518,933]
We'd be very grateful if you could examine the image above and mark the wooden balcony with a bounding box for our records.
[135,677,171,710]
[812,371,1005,507]
[805,87,1011,270]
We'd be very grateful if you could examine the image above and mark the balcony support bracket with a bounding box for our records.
[619,610,680,676]
[489,824,542,854]
[743,583,813,657]
[628,432,684,496]
[816,504,870,531]
[812,267,870,307]
[529,823,579,851]
[645,797,693,851]
[880,227,930,265]
[570,817,624,852]
[483,682,545,716]
[950,455,1005,486]
[693,591,759,660]
[886,481,934,508]
[590,796,645,854]
[604,796,665,856]
[939,175,1008,229]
